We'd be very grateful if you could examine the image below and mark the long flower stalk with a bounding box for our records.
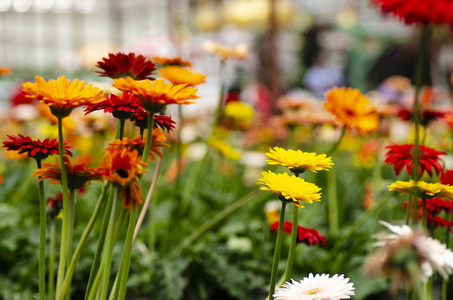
[49,218,56,300]
[36,158,46,300]
[176,105,183,189]
[211,59,226,133]
[65,190,76,300]
[58,183,108,300]
[56,117,71,298]
[269,201,287,300]
[284,205,298,282]
[141,113,155,164]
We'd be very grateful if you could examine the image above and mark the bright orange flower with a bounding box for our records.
[160,66,206,86]
[32,156,102,190]
[105,129,170,161]
[152,56,192,67]
[96,52,156,80]
[112,78,199,113]
[323,87,379,135]
[22,76,103,118]
[0,66,11,75]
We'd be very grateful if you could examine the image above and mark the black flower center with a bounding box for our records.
[116,169,129,178]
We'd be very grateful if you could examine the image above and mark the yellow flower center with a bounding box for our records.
[303,288,323,295]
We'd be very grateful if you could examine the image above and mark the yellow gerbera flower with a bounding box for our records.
[266,147,333,174]
[203,41,248,60]
[258,171,321,207]
[112,77,200,113]
[323,87,379,135]
[224,101,255,121]
[208,137,241,161]
[160,66,206,86]
[23,76,103,118]
[388,180,453,199]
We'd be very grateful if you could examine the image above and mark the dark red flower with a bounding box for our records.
[84,92,141,119]
[440,170,453,185]
[3,134,72,160]
[385,143,445,177]
[47,192,63,219]
[404,197,453,229]
[96,52,156,80]
[270,221,326,246]
[131,109,176,132]
[10,85,37,106]
[397,109,445,126]
[372,0,453,25]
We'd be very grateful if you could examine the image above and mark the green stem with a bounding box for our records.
[176,190,263,254]
[176,105,184,190]
[141,113,155,164]
[421,196,428,230]
[116,210,137,300]
[36,159,46,300]
[87,260,104,300]
[117,118,126,139]
[56,117,71,298]
[212,59,226,132]
[284,206,298,282]
[269,201,287,300]
[65,190,76,300]
[49,219,56,300]
[442,278,448,300]
[326,126,347,157]
[327,167,339,235]
[406,195,413,225]
[100,189,120,300]
[58,183,109,300]
[84,185,115,299]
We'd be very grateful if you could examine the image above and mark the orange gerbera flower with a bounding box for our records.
[23,76,103,118]
[32,156,102,190]
[153,56,192,67]
[323,87,379,135]
[112,78,199,113]
[96,52,156,80]
[160,66,206,86]
[203,41,248,60]
[105,129,170,160]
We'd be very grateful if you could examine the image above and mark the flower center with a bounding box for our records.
[116,169,129,178]
[303,288,323,295]
[344,109,356,117]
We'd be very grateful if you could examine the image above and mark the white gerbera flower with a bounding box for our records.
[273,273,355,300]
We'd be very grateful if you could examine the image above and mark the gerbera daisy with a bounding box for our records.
[22,76,103,118]
[84,92,141,119]
[152,56,192,67]
[224,101,255,121]
[131,109,176,132]
[389,180,453,199]
[208,137,241,161]
[266,147,333,174]
[160,66,206,86]
[384,143,445,177]
[270,221,326,246]
[323,87,379,135]
[372,0,453,25]
[105,129,170,161]
[440,170,453,185]
[3,134,72,160]
[112,78,199,113]
[203,41,248,60]
[274,274,355,300]
[98,148,147,188]
[258,171,321,207]
[404,198,453,229]
[32,156,102,190]
[96,52,156,80]
[398,109,445,127]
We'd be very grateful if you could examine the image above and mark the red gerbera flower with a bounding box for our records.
[385,143,445,177]
[84,92,141,119]
[131,109,176,132]
[404,198,453,229]
[397,109,445,126]
[96,52,156,80]
[3,134,72,160]
[372,0,453,25]
[270,221,326,246]
[440,170,453,185]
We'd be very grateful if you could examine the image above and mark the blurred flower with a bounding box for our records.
[160,66,206,86]
[23,76,103,118]
[112,78,199,113]
[153,114,176,132]
[398,109,445,127]
[364,221,453,294]
[165,157,187,183]
[389,180,453,199]
[224,101,255,121]
[274,274,354,300]
[404,198,453,229]
[3,134,72,160]
[0,66,11,75]
[270,221,326,246]
[258,171,321,207]
[153,56,192,67]
[372,0,453,25]
[208,136,241,161]
[105,130,169,161]
[131,110,176,132]
[355,139,380,169]
[266,147,333,174]
[264,200,281,224]
[323,87,379,135]
[46,193,63,219]
[96,52,156,80]
[384,143,445,177]
[32,156,102,190]
[84,92,141,119]
[10,85,37,107]
[440,170,453,185]
[276,95,316,111]
[203,41,248,60]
